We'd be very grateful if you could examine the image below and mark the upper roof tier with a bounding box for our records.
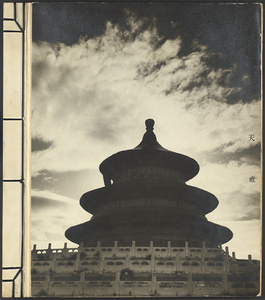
[99,119,200,182]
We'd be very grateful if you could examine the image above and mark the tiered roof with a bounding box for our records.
[65,119,233,247]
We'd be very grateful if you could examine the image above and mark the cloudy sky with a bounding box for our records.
[31,2,262,259]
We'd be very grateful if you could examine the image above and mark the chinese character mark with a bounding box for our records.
[249,134,255,141]
[249,176,255,183]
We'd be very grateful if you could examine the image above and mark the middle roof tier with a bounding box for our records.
[80,182,218,215]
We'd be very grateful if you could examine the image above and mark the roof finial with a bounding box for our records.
[134,119,165,150]
[145,119,155,132]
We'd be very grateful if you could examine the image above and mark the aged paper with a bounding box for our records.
[2,2,32,297]
[2,1,263,298]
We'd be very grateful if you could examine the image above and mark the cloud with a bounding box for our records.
[31,190,90,247]
[235,192,260,221]
[190,162,261,230]
[190,161,261,198]
[31,190,77,207]
[32,169,103,199]
[237,209,260,221]
[32,137,53,152]
[31,14,261,175]
[31,11,261,259]
[32,195,65,211]
[198,143,261,166]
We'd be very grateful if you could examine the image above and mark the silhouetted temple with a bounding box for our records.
[65,119,232,248]
[31,120,259,297]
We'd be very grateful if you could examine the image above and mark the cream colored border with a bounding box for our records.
[23,3,32,297]
[2,2,32,297]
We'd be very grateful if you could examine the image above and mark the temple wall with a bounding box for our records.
[31,241,260,297]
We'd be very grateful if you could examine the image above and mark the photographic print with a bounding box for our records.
[30,2,262,297]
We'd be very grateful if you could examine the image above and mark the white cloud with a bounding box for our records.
[31,190,74,203]
[32,16,261,173]
[31,189,90,248]
[190,161,261,196]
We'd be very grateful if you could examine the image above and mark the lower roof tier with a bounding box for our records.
[65,218,233,248]
[80,182,219,215]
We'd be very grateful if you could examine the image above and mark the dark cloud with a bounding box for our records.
[200,143,261,166]
[32,47,75,94]
[32,137,53,152]
[135,45,237,103]
[136,61,167,80]
[87,113,130,142]
[237,209,260,221]
[89,125,118,142]
[236,193,260,221]
[182,71,212,92]
[33,3,122,45]
[33,3,261,104]
[32,60,49,90]
[31,196,65,211]
[32,169,102,199]
[246,192,261,207]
